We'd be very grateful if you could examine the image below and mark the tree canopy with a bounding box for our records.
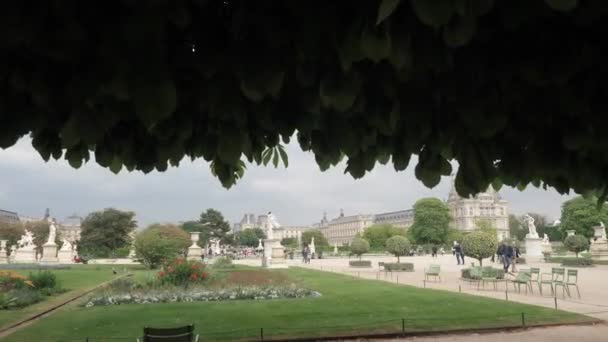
[197,208,231,244]
[301,229,329,248]
[409,198,451,245]
[361,224,406,249]
[386,235,411,263]
[461,230,497,266]
[560,196,608,238]
[236,228,266,247]
[79,208,137,258]
[1,1,607,197]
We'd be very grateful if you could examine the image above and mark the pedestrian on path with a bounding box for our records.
[454,243,463,265]
[431,245,438,258]
[503,243,514,273]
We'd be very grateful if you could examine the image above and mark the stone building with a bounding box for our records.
[233,213,257,232]
[320,210,375,246]
[0,209,19,224]
[59,215,83,242]
[373,210,414,228]
[447,182,509,240]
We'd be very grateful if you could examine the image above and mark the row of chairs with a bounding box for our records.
[510,267,581,298]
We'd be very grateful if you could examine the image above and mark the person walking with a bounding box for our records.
[454,243,463,265]
[460,246,465,265]
[503,243,514,273]
[431,245,438,258]
[496,243,505,265]
[302,244,308,264]
[512,246,521,273]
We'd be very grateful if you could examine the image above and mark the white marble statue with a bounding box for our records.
[266,211,281,240]
[60,238,72,251]
[524,214,539,238]
[17,230,35,250]
[542,234,550,244]
[46,218,57,245]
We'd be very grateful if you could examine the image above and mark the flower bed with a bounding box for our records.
[461,267,505,280]
[0,270,64,310]
[84,285,321,307]
[157,258,208,287]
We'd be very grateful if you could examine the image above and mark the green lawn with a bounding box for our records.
[0,265,146,329]
[2,267,592,341]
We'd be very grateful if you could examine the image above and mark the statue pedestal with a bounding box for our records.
[40,243,59,263]
[525,237,543,262]
[57,250,74,264]
[590,240,608,261]
[541,243,552,254]
[14,249,37,263]
[0,253,7,264]
[186,246,203,261]
[262,239,287,269]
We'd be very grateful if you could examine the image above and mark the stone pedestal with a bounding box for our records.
[40,243,59,263]
[13,249,37,263]
[0,240,7,264]
[57,250,74,263]
[541,243,552,254]
[186,231,203,261]
[590,240,608,261]
[525,237,543,261]
[262,239,287,268]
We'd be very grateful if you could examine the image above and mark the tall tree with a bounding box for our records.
[508,214,526,241]
[135,224,190,269]
[197,209,231,244]
[560,196,608,238]
[235,228,266,247]
[0,222,24,248]
[408,198,451,245]
[79,208,137,258]
[362,224,407,249]
[301,229,328,247]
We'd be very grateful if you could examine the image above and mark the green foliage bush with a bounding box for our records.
[350,237,370,260]
[212,256,234,269]
[461,267,505,280]
[5,288,43,308]
[157,258,209,287]
[563,235,589,256]
[361,224,407,249]
[409,198,451,245]
[135,224,191,269]
[386,236,411,263]
[461,231,498,266]
[384,263,414,272]
[349,260,372,268]
[561,257,593,267]
[28,270,61,295]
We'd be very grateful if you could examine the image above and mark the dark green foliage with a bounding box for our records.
[280,237,298,249]
[198,209,231,244]
[461,267,505,280]
[350,237,370,260]
[560,257,593,266]
[560,196,608,238]
[384,262,414,272]
[409,198,451,245]
[135,224,191,269]
[0,1,605,199]
[236,228,266,247]
[28,271,58,291]
[78,209,137,258]
[461,231,498,266]
[563,235,590,257]
[361,224,407,249]
[385,235,411,263]
[348,260,372,267]
[302,230,329,247]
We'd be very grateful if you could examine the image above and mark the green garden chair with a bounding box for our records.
[555,269,581,299]
[510,271,532,294]
[138,324,199,342]
[528,267,541,294]
[540,267,565,296]
[424,264,441,282]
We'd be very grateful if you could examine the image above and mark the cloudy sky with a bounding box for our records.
[0,137,573,227]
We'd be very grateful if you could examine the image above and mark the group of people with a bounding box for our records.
[494,242,521,273]
[301,244,312,264]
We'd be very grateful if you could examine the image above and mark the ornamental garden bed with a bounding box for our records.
[349,260,372,268]
[560,257,593,267]
[461,267,505,280]
[383,262,414,272]
[0,270,66,310]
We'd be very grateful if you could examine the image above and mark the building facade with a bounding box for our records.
[59,215,83,242]
[233,213,257,232]
[0,209,19,224]
[373,210,414,228]
[320,210,375,245]
[447,183,509,240]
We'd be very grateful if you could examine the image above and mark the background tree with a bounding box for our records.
[0,222,24,248]
[508,214,527,241]
[301,229,328,247]
[560,196,608,238]
[181,221,201,233]
[563,235,589,258]
[198,209,231,244]
[79,208,137,258]
[361,224,406,250]
[475,220,496,234]
[386,236,411,263]
[135,224,190,269]
[235,228,266,247]
[409,198,451,245]
[461,231,498,267]
[221,233,235,246]
[280,237,298,249]
[350,238,370,260]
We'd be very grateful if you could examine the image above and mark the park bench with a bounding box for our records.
[138,324,199,342]
[424,264,441,282]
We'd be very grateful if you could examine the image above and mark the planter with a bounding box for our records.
[383,263,414,272]
[461,267,505,280]
[561,257,593,267]
[349,260,372,268]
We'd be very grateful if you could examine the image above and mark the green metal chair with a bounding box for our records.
[511,271,532,294]
[555,269,581,299]
[424,264,441,282]
[528,267,541,294]
[138,324,199,342]
[540,267,565,296]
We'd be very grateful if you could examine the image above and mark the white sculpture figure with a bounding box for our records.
[60,238,72,251]
[266,211,281,240]
[310,236,316,255]
[542,234,550,244]
[256,238,263,250]
[17,230,35,250]
[46,218,57,245]
[524,214,539,238]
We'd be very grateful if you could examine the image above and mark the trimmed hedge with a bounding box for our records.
[384,263,414,272]
[461,267,505,280]
[349,260,372,268]
[561,257,593,267]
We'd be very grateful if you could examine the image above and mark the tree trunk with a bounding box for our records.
[479,258,483,266]
[397,255,400,263]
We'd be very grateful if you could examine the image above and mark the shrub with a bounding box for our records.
[461,231,498,266]
[386,236,411,263]
[157,258,209,287]
[563,235,589,257]
[135,224,191,269]
[4,288,43,309]
[212,256,234,269]
[28,270,57,291]
[349,260,372,267]
[351,238,370,260]
[561,257,593,267]
[384,262,414,272]
[461,267,505,280]
[0,271,33,291]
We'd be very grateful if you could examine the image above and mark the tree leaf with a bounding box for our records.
[278,145,289,167]
[262,148,273,166]
[272,148,279,168]
[376,0,401,25]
